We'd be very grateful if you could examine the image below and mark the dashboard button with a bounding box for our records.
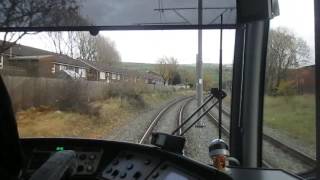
[89,154,96,160]
[79,154,87,160]
[127,163,134,170]
[86,165,93,172]
[144,159,151,165]
[133,171,141,179]
[112,170,119,177]
[120,172,127,178]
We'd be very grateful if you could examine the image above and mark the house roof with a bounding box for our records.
[1,41,135,75]
[9,55,53,60]
[79,59,128,74]
[0,40,55,56]
[9,54,90,68]
[144,71,163,81]
[1,41,90,68]
[54,55,90,68]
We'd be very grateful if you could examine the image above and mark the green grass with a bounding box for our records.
[264,95,316,145]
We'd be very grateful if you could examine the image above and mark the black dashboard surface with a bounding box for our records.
[20,138,303,180]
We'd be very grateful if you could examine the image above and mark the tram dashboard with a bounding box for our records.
[20,138,302,180]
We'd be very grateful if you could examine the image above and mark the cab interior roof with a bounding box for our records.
[0,0,237,31]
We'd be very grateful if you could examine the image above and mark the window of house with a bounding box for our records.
[111,73,116,80]
[66,66,75,71]
[99,72,106,80]
[51,64,55,73]
[79,68,86,78]
[117,74,120,80]
[75,67,79,73]
[59,65,66,70]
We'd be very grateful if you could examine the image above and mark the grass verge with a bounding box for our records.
[17,90,192,138]
[264,95,316,145]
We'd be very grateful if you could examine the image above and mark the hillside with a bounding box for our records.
[121,62,229,73]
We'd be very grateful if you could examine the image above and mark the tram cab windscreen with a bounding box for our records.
[0,0,317,180]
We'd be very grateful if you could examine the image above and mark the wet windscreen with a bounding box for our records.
[0,0,236,30]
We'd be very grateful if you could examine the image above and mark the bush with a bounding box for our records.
[55,79,90,114]
[276,80,297,96]
[103,82,152,108]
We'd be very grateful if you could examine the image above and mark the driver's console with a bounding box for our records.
[20,138,302,180]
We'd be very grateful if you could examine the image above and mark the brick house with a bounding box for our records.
[288,65,315,94]
[143,71,164,85]
[0,41,164,85]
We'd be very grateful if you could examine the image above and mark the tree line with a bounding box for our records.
[266,27,311,96]
[47,32,121,66]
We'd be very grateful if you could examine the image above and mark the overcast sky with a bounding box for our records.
[15,0,315,65]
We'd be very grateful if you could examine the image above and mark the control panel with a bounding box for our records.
[75,150,103,175]
[26,148,103,176]
[101,151,202,180]
[101,151,161,180]
[20,138,302,180]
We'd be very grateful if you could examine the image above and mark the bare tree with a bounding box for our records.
[47,32,64,55]
[76,32,121,65]
[156,58,170,85]
[266,27,311,94]
[0,0,86,54]
[156,56,178,85]
[96,36,121,66]
[0,32,31,54]
[45,31,121,65]
[46,31,79,58]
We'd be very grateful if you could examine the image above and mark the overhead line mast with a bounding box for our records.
[196,0,204,127]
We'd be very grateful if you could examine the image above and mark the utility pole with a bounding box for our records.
[196,0,204,127]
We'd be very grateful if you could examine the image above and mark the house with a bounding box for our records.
[288,65,315,94]
[143,71,164,85]
[0,41,90,79]
[0,41,165,85]
[1,54,90,79]
[79,60,129,82]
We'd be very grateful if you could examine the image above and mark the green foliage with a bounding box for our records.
[120,62,233,88]
[276,80,296,97]
[171,71,182,85]
[203,72,216,91]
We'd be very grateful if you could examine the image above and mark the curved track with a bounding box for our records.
[138,96,193,144]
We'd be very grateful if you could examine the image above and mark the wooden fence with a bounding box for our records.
[2,76,111,111]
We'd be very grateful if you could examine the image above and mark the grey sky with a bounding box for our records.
[15,0,315,64]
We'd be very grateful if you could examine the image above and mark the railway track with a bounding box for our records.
[138,96,193,144]
[206,104,316,168]
[137,96,316,171]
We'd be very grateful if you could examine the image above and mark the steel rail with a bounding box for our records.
[208,105,317,168]
[177,98,194,155]
[138,96,191,144]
